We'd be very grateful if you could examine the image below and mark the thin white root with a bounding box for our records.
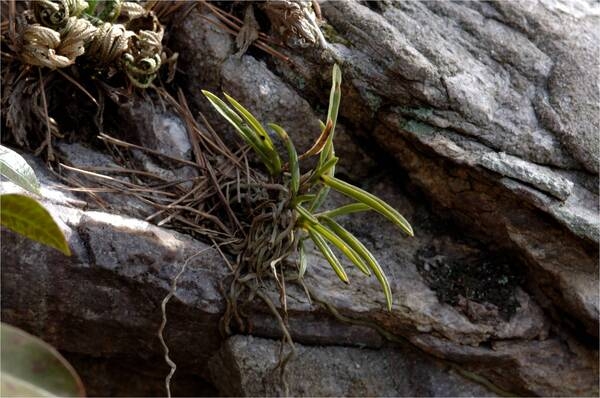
[158,248,210,398]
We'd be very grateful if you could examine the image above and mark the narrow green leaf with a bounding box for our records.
[321,175,413,237]
[0,145,41,195]
[308,186,330,212]
[295,204,319,225]
[224,93,275,151]
[0,194,71,256]
[320,216,394,310]
[298,240,308,279]
[202,90,280,175]
[294,194,316,205]
[319,64,342,167]
[202,90,244,126]
[311,156,338,182]
[310,222,370,276]
[316,203,371,218]
[269,123,299,194]
[307,228,349,284]
[1,323,85,397]
[203,94,279,175]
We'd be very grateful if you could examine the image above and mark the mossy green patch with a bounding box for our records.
[321,23,352,47]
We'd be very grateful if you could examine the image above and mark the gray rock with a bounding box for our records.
[221,55,322,153]
[56,142,156,217]
[374,113,599,335]
[479,151,574,200]
[3,151,596,396]
[172,6,376,179]
[165,1,599,395]
[210,335,498,397]
[117,96,193,162]
[3,0,600,395]
[410,333,599,397]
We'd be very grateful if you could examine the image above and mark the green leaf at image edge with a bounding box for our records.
[0,145,41,195]
[1,323,85,397]
[0,194,71,256]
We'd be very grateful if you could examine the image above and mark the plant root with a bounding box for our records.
[158,247,212,398]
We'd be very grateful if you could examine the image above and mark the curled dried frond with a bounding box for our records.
[260,0,325,48]
[12,0,167,87]
[86,22,133,65]
[122,14,163,87]
[119,1,147,21]
[57,16,96,60]
[33,0,71,28]
[20,24,73,68]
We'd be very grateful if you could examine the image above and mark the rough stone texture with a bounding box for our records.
[2,0,599,396]
[375,114,599,336]
[169,0,600,336]
[117,96,193,162]
[167,1,599,395]
[1,156,226,395]
[479,151,574,201]
[210,335,497,397]
[2,152,597,396]
[174,6,377,180]
[411,333,599,397]
[62,353,218,397]
[56,142,156,218]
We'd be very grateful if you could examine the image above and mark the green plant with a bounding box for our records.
[0,145,70,256]
[203,65,412,310]
[1,322,85,397]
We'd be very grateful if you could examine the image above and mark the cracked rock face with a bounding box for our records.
[210,335,497,397]
[2,148,597,396]
[1,0,599,396]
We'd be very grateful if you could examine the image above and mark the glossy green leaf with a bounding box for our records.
[0,323,85,397]
[269,123,299,194]
[321,175,413,237]
[307,228,349,284]
[295,204,319,225]
[319,64,342,166]
[202,90,280,175]
[312,156,338,181]
[298,239,308,279]
[316,203,371,218]
[0,145,41,195]
[320,216,393,310]
[310,221,371,276]
[0,194,71,256]
[1,373,54,397]
[224,93,275,151]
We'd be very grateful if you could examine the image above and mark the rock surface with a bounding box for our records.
[2,149,597,396]
[1,0,599,396]
[210,335,497,397]
[175,0,599,333]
